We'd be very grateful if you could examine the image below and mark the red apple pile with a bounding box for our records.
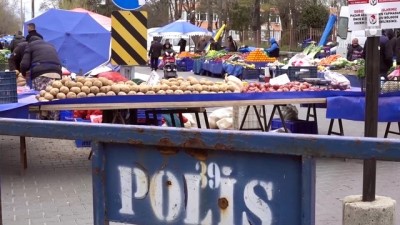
[242,81,331,93]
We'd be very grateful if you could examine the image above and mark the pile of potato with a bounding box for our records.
[36,76,242,102]
[15,71,26,87]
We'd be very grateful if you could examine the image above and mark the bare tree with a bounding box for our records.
[0,0,21,34]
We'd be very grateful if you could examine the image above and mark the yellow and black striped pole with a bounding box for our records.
[111,11,148,66]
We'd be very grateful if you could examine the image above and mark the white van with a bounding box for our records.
[336,6,367,58]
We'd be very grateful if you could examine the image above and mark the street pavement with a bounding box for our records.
[1,66,400,225]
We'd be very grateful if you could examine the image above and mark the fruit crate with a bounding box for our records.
[271,119,318,134]
[0,71,17,104]
[74,118,91,148]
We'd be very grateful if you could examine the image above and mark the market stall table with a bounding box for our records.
[0,91,38,174]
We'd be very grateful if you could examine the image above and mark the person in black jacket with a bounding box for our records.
[209,38,221,51]
[178,38,187,53]
[226,36,238,52]
[347,38,363,61]
[12,41,28,71]
[9,31,25,52]
[8,31,26,70]
[148,39,163,71]
[25,23,43,42]
[20,36,62,91]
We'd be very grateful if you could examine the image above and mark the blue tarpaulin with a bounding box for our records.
[318,14,337,47]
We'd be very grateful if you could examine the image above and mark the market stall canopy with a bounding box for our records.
[24,9,111,74]
[150,20,213,37]
[70,8,111,31]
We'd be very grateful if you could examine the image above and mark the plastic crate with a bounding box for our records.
[74,118,91,148]
[176,60,187,71]
[288,66,318,81]
[271,119,318,134]
[184,58,194,71]
[60,110,74,121]
[275,66,318,81]
[0,71,17,104]
[242,69,261,80]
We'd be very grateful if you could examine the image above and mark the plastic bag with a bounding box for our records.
[209,107,233,129]
[216,118,233,130]
[288,53,313,67]
[324,70,351,90]
[276,104,298,120]
[388,69,400,80]
[382,75,400,93]
[98,71,128,82]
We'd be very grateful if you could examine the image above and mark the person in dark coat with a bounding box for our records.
[178,38,187,53]
[8,31,26,70]
[148,39,163,71]
[9,31,25,52]
[20,36,62,91]
[163,39,171,51]
[11,41,28,71]
[25,23,43,42]
[226,35,238,52]
[196,37,207,53]
[347,38,363,61]
[209,38,221,51]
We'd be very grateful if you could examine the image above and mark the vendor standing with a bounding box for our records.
[346,38,363,61]
[25,23,43,42]
[265,37,280,57]
[196,37,207,53]
[178,38,187,53]
[20,36,62,91]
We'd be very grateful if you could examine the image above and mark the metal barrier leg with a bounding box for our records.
[261,105,268,132]
[194,113,202,128]
[383,122,400,138]
[266,105,288,133]
[20,136,27,175]
[384,122,391,138]
[252,105,265,132]
[239,106,251,130]
[276,106,289,133]
[327,119,344,136]
[202,111,210,129]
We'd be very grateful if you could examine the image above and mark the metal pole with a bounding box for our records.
[362,36,380,202]
[31,0,35,19]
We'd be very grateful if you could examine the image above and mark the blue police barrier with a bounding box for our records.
[1,118,400,225]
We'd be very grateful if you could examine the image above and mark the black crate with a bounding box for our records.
[0,71,17,104]
[275,66,318,81]
[241,69,261,80]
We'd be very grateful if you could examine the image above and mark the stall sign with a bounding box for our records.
[348,0,400,30]
[98,143,312,225]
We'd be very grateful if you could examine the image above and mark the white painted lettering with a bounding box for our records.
[150,171,182,221]
[243,180,273,225]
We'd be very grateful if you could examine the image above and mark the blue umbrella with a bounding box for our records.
[24,9,111,74]
[150,20,212,37]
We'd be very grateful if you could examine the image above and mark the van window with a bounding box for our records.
[337,17,349,39]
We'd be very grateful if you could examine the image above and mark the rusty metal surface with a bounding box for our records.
[1,118,400,161]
